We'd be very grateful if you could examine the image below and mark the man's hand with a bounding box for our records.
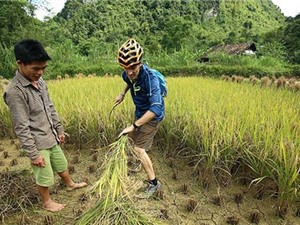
[114,94,125,105]
[32,155,45,167]
[118,125,134,139]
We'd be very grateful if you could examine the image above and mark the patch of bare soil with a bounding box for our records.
[0,138,300,225]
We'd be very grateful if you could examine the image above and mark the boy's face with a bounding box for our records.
[17,60,48,82]
[124,63,142,81]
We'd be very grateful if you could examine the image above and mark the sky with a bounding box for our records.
[271,0,300,17]
[34,0,300,21]
[34,0,66,20]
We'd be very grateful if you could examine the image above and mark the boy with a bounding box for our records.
[4,39,87,212]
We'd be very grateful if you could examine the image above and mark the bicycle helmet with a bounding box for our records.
[118,39,143,69]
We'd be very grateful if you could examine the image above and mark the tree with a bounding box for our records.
[161,16,193,51]
[0,1,34,46]
[283,14,300,63]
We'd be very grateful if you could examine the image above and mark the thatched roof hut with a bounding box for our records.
[200,42,257,63]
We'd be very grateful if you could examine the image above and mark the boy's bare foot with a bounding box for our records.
[67,182,88,191]
[43,200,66,212]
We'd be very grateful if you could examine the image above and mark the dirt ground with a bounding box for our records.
[0,138,300,225]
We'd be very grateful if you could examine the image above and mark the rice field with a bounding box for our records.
[0,75,300,220]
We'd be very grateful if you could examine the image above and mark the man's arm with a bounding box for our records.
[146,74,164,119]
[134,110,156,127]
[4,89,40,160]
[118,75,162,137]
[134,74,162,127]
[121,84,130,96]
[44,84,65,143]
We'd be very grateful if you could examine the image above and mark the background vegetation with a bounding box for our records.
[0,0,300,79]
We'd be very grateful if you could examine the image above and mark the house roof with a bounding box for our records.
[202,42,256,58]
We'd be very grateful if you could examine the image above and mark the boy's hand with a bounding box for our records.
[32,155,45,167]
[58,133,65,143]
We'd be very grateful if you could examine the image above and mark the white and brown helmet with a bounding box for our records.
[117,39,143,69]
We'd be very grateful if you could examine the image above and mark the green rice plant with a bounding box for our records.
[244,137,300,203]
[164,77,299,199]
[243,146,274,185]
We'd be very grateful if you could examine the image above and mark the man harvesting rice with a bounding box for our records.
[115,38,166,195]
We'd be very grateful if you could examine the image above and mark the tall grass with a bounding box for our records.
[212,53,285,68]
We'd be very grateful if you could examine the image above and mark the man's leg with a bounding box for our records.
[58,170,88,191]
[51,145,88,190]
[133,146,155,180]
[130,121,161,195]
[129,120,159,175]
[37,185,66,212]
[32,149,66,212]
[133,146,161,195]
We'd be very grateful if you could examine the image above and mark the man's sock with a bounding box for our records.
[149,178,158,186]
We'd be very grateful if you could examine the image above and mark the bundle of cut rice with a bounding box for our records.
[77,136,164,225]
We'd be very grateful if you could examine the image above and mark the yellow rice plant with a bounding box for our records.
[164,77,300,199]
[0,85,15,138]
[91,136,132,202]
[272,137,300,202]
[47,77,134,147]
[1,76,299,202]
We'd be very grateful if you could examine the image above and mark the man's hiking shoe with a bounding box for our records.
[145,181,161,195]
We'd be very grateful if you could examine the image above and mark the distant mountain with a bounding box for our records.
[54,0,285,51]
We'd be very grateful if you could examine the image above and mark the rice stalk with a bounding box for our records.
[272,137,300,202]
[93,136,133,202]
[77,136,164,225]
[78,197,162,225]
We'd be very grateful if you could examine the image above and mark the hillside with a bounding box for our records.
[54,0,285,50]
[2,0,298,79]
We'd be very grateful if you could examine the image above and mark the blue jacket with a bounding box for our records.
[122,64,165,121]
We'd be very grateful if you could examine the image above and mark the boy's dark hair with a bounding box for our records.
[14,39,51,64]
